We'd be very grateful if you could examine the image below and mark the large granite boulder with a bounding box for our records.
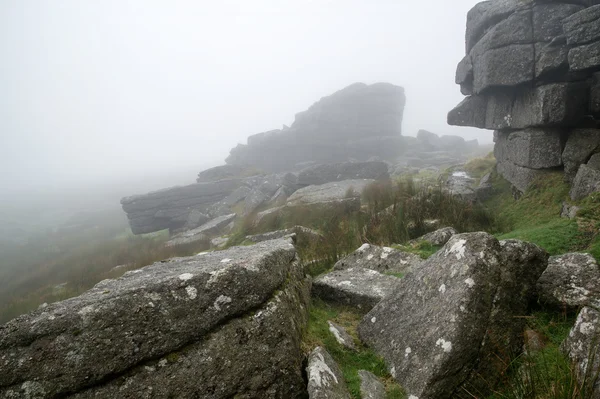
[333,243,422,275]
[358,233,548,399]
[494,129,563,169]
[313,268,402,311]
[121,179,243,234]
[537,253,600,308]
[0,238,310,399]
[570,163,600,200]
[563,128,600,182]
[417,227,458,246]
[225,83,406,171]
[166,213,236,247]
[297,162,389,187]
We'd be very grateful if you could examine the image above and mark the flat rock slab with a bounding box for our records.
[167,213,236,246]
[417,227,458,246]
[307,346,351,399]
[537,253,600,308]
[313,268,402,310]
[359,370,386,399]
[333,243,422,275]
[0,238,298,398]
[358,233,548,399]
[246,226,323,244]
[327,321,357,351]
[287,179,375,207]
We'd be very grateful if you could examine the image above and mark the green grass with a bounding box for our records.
[392,241,440,259]
[464,152,496,180]
[303,298,406,399]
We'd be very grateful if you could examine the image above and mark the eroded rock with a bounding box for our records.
[306,347,351,399]
[333,244,422,275]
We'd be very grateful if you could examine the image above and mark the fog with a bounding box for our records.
[1,0,484,201]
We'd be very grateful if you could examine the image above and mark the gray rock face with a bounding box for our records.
[562,129,600,182]
[537,253,600,308]
[226,83,406,172]
[121,179,243,234]
[306,347,351,399]
[196,164,259,183]
[417,227,458,246]
[287,179,374,208]
[166,213,236,247]
[327,321,357,351]
[561,201,581,219]
[333,243,422,275]
[570,164,600,200]
[358,370,386,399]
[476,172,493,200]
[446,171,477,202]
[448,83,589,130]
[0,238,309,398]
[297,162,389,187]
[592,73,600,118]
[497,159,547,193]
[494,129,563,169]
[313,268,402,310]
[358,233,548,399]
[561,306,600,398]
[564,5,600,46]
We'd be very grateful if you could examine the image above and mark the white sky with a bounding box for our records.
[0,0,485,195]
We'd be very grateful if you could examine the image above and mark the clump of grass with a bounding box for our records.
[464,152,496,180]
[303,299,406,399]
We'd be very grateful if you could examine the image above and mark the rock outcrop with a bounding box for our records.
[226,83,406,171]
[306,347,351,399]
[297,162,389,187]
[0,238,310,399]
[286,179,375,209]
[449,1,600,195]
[358,233,548,398]
[333,243,422,275]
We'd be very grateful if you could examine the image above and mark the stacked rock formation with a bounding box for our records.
[226,82,406,171]
[448,0,600,195]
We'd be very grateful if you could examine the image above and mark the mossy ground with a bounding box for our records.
[303,298,406,399]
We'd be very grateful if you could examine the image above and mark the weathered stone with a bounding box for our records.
[297,162,389,187]
[306,347,351,399]
[210,236,229,249]
[121,179,243,234]
[313,268,402,310]
[472,44,534,94]
[497,160,547,193]
[327,321,357,351]
[358,370,386,399]
[417,227,458,246]
[254,206,285,226]
[535,41,569,80]
[167,213,236,246]
[246,226,323,244]
[494,129,563,169]
[570,164,600,200]
[476,172,493,200]
[242,188,269,216]
[456,56,473,95]
[561,306,600,398]
[333,243,422,275]
[561,202,581,219]
[287,179,374,207]
[0,238,303,398]
[562,129,600,182]
[537,253,600,308]
[564,5,600,46]
[568,40,600,71]
[448,83,589,130]
[222,186,252,206]
[358,233,548,398]
[446,171,477,202]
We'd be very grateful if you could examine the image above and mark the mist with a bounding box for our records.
[1,0,484,200]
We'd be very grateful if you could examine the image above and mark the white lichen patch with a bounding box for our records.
[381,247,393,259]
[405,347,412,357]
[408,395,419,399]
[464,278,475,288]
[78,305,95,316]
[446,239,467,260]
[196,252,209,256]
[579,322,596,335]
[158,359,168,367]
[213,295,232,311]
[185,286,198,300]
[436,338,453,353]
[328,323,348,346]
[438,284,446,294]
[357,243,371,252]
[220,258,232,263]
[338,280,354,287]
[178,273,194,281]
[367,254,374,260]
[371,317,377,323]
[390,366,397,378]
[308,353,338,387]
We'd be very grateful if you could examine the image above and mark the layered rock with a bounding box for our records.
[449,1,600,195]
[358,233,548,398]
[226,83,406,171]
[0,238,310,399]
